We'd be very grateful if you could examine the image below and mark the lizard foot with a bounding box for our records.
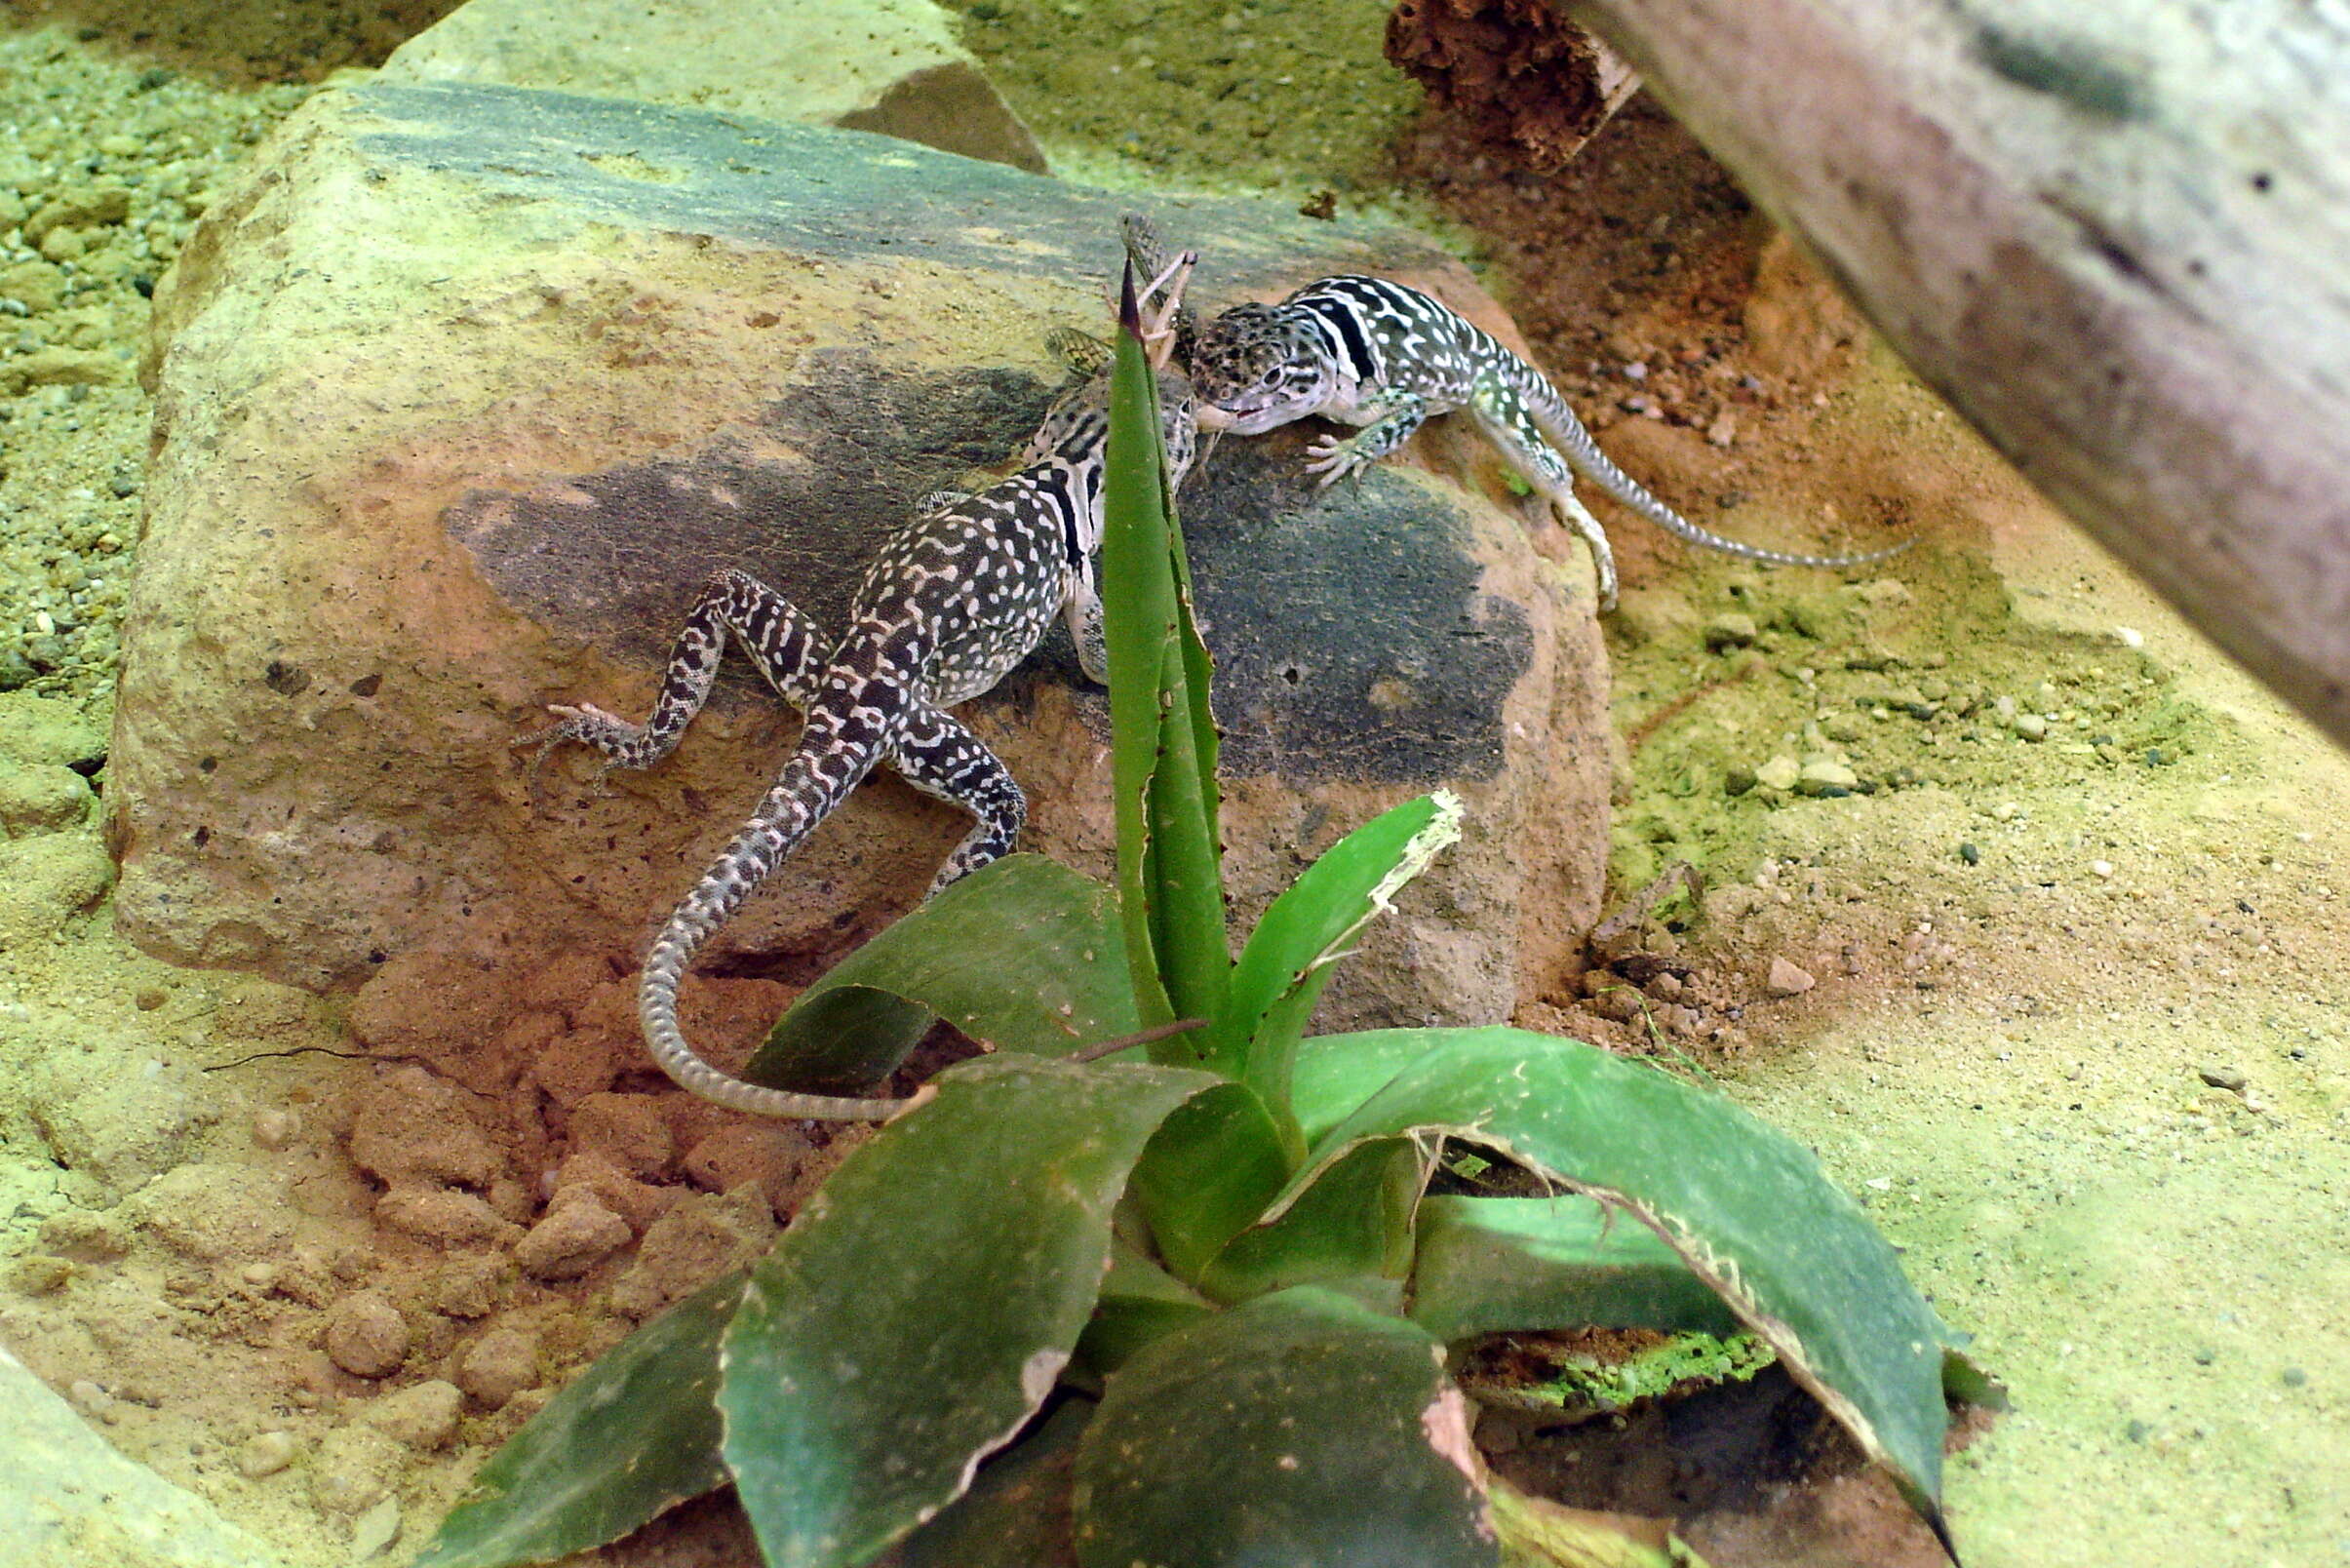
[514,703,645,803]
[1303,433,1370,488]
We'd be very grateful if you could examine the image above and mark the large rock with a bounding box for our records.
[116,81,1609,1037]
[377,0,1048,175]
[0,1346,290,1568]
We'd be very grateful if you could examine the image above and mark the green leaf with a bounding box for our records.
[747,854,1138,1092]
[722,1055,1223,1568]
[1101,288,1228,1059]
[1282,1028,1962,1543]
[1291,1027,1457,1144]
[1197,1137,1426,1305]
[1125,1081,1291,1283]
[885,1399,1091,1568]
[1073,1240,1215,1377]
[413,1273,741,1568]
[1219,791,1460,1138]
[1072,1286,1496,1568]
[1408,1196,1742,1344]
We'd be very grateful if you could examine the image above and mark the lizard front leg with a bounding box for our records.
[891,706,1028,895]
[1064,562,1110,686]
[1466,375,1621,610]
[1301,392,1433,488]
[519,567,830,788]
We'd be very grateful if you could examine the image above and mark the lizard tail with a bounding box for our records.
[1505,359,1913,570]
[638,717,910,1120]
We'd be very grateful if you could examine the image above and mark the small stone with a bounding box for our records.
[134,986,169,1011]
[351,1495,404,1559]
[359,1379,462,1449]
[1765,958,1817,998]
[1796,759,1860,797]
[1754,755,1801,792]
[2015,713,2049,741]
[2192,1347,2216,1365]
[2090,859,2114,879]
[2282,1366,2308,1388]
[1958,842,1981,866]
[429,1254,512,1319]
[311,1427,402,1515]
[374,1185,524,1247]
[2197,1066,2248,1092]
[1723,764,1757,797]
[516,1191,633,1280]
[1703,612,1758,652]
[252,1108,299,1149]
[456,1326,541,1409]
[324,1290,411,1378]
[2114,625,2144,648]
[1646,972,1684,1003]
[235,1430,302,1478]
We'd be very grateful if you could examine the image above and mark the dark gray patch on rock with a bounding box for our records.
[450,360,1529,787]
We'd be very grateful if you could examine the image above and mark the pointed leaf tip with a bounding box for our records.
[1116,257,1140,336]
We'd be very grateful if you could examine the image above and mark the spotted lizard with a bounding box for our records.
[521,238,1199,1120]
[1186,274,1905,608]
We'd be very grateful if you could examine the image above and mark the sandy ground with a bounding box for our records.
[0,4,2344,1566]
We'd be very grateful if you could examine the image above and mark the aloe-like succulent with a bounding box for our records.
[418,265,1991,1568]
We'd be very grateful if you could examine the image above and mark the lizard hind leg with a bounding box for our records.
[1465,380,1622,609]
[892,707,1028,895]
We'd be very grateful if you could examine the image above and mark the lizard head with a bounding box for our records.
[1188,303,1339,435]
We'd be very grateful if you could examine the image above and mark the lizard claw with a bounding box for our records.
[514,702,641,804]
[1302,434,1364,489]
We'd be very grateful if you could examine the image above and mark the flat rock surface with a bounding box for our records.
[377,0,1048,173]
[0,1346,290,1568]
[116,80,1609,1033]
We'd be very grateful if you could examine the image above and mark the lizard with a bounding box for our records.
[519,237,1199,1120]
[1183,274,1906,609]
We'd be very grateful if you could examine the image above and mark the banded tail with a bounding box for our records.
[637,673,913,1120]
[1499,355,1910,571]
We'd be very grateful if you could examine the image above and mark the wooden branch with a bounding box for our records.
[1563,0,2350,751]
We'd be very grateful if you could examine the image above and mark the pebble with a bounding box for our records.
[351,1496,404,1559]
[2282,1366,2308,1389]
[359,1379,462,1449]
[2197,1066,2248,1092]
[310,1427,401,1516]
[1755,755,1801,792]
[1958,842,1981,866]
[1796,758,1860,797]
[2090,860,2114,879]
[515,1191,633,1280]
[2015,713,2049,741]
[235,1429,301,1478]
[455,1325,541,1409]
[1765,958,1817,998]
[324,1290,411,1378]
[1703,612,1757,652]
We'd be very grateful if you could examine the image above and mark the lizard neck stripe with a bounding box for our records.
[1307,294,1382,385]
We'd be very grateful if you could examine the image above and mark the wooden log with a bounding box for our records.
[1562,0,2350,750]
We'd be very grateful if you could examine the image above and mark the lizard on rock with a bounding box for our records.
[520,236,1199,1120]
[1185,274,1905,608]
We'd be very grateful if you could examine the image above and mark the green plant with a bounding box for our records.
[418,270,1992,1568]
